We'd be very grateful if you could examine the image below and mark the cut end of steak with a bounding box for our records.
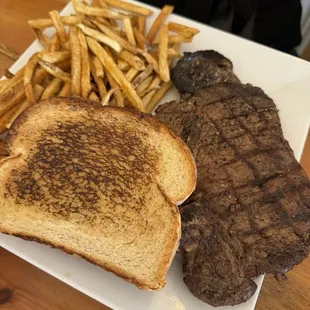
[156,81,310,306]
[171,50,240,94]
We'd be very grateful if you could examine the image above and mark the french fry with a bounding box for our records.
[77,23,122,53]
[72,0,130,19]
[0,43,19,60]
[153,34,193,45]
[87,37,144,111]
[94,16,110,27]
[133,27,146,50]
[117,60,130,71]
[4,84,44,130]
[48,34,61,52]
[0,103,23,134]
[106,72,124,107]
[91,20,136,53]
[91,55,104,78]
[32,28,50,49]
[0,140,8,156]
[40,51,71,63]
[88,91,100,102]
[137,49,159,74]
[70,26,81,96]
[89,56,107,99]
[118,50,145,71]
[28,15,83,29]
[24,53,40,103]
[146,80,173,112]
[58,82,72,97]
[136,75,153,95]
[123,18,136,46]
[146,5,174,44]
[41,77,63,100]
[49,11,69,46]
[101,87,120,106]
[168,22,200,36]
[77,29,91,98]
[0,83,25,117]
[132,65,153,88]
[125,68,139,82]
[39,60,71,82]
[168,47,182,59]
[137,16,146,35]
[140,85,160,97]
[158,24,170,82]
[142,75,161,106]
[0,80,9,92]
[103,0,153,16]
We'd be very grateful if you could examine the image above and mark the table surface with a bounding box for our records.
[0,1,310,309]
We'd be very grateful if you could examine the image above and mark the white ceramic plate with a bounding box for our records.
[1,1,310,310]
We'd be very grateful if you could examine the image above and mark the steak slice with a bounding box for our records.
[156,82,310,306]
[171,50,240,94]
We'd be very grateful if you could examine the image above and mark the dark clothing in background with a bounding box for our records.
[143,0,302,54]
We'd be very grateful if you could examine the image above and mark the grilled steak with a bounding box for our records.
[171,50,240,94]
[156,51,310,307]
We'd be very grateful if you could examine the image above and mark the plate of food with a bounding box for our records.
[1,1,310,310]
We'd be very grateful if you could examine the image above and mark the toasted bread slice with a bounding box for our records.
[0,97,196,290]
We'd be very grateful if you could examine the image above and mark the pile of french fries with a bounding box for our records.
[0,0,199,135]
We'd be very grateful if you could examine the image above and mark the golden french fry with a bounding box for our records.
[146,5,174,44]
[24,53,40,104]
[123,18,136,46]
[91,55,104,77]
[133,27,146,50]
[117,60,130,71]
[106,72,124,107]
[118,50,145,71]
[88,91,100,102]
[103,0,153,16]
[91,20,136,53]
[87,37,144,111]
[140,85,160,97]
[77,23,122,53]
[138,15,146,35]
[39,60,71,82]
[168,47,182,59]
[0,83,25,117]
[49,11,69,46]
[146,80,173,112]
[77,29,91,98]
[132,65,153,88]
[70,26,81,96]
[142,75,161,106]
[7,84,44,129]
[0,43,19,60]
[94,16,111,26]
[168,22,200,36]
[41,78,63,100]
[40,51,71,63]
[58,82,71,97]
[0,103,23,134]
[0,67,24,95]
[28,15,83,28]
[137,49,159,74]
[136,75,153,95]
[89,56,107,99]
[101,87,120,106]
[158,24,170,82]
[72,0,130,19]
[33,28,50,49]
[48,34,61,52]
[0,80,9,92]
[125,68,139,82]
[153,34,193,45]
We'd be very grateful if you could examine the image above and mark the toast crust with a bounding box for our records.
[0,97,196,290]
